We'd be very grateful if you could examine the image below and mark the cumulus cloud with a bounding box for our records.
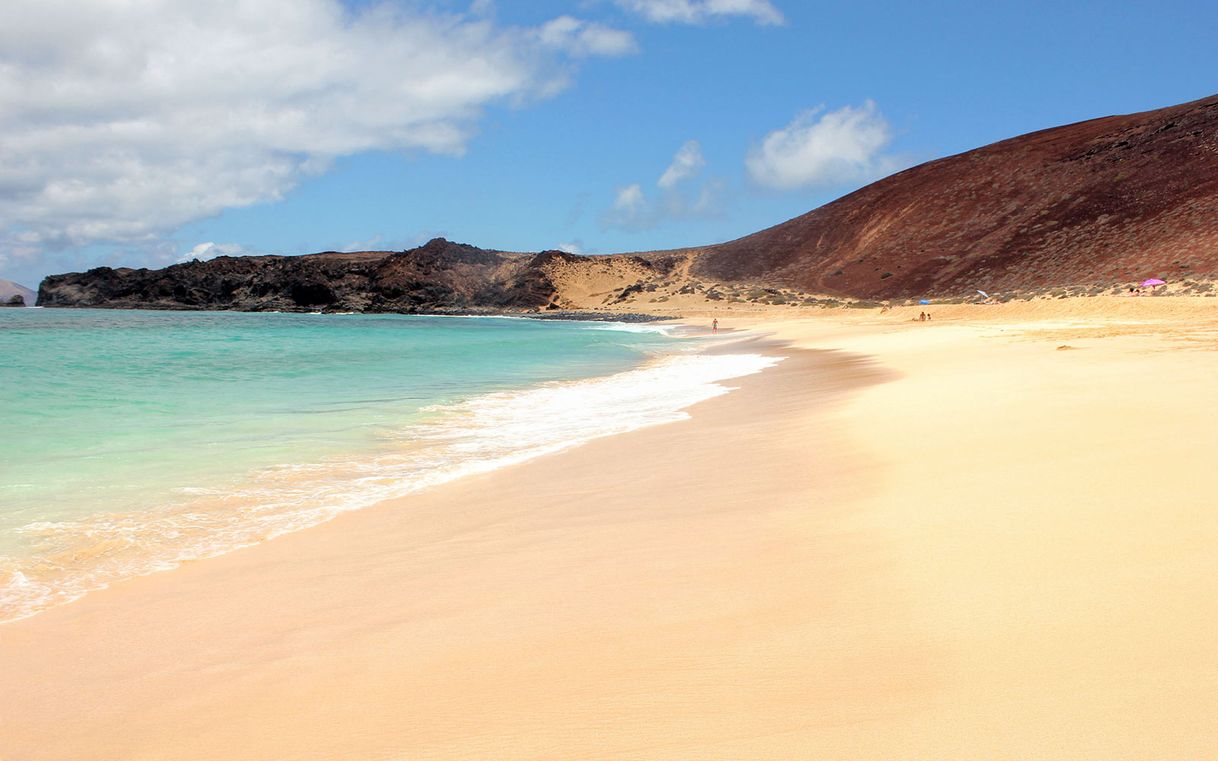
[746,101,901,191]
[615,0,784,26]
[657,140,705,189]
[0,0,635,273]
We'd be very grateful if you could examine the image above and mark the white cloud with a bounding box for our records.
[606,183,652,225]
[337,232,437,253]
[339,235,386,253]
[746,101,899,191]
[183,241,246,263]
[539,16,638,57]
[657,140,705,188]
[689,178,725,215]
[615,184,648,214]
[602,183,654,230]
[603,141,723,230]
[0,0,634,272]
[615,0,784,26]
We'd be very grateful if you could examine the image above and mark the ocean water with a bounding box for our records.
[0,309,776,622]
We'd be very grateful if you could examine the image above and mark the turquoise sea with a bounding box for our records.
[0,309,775,622]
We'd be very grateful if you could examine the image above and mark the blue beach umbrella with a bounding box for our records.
[918,299,931,305]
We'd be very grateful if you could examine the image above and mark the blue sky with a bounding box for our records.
[1,0,1216,288]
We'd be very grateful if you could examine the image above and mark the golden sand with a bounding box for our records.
[2,297,1216,759]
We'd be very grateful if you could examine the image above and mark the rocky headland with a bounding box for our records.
[37,240,623,314]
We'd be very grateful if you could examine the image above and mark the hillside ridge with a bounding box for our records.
[692,94,1218,298]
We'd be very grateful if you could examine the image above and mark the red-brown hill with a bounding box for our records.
[692,94,1218,298]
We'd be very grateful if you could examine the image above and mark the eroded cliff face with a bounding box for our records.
[693,94,1218,298]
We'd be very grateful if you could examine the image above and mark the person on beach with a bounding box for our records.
[712,318,718,333]
[919,312,926,321]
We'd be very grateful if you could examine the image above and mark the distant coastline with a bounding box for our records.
[31,93,1218,317]
[30,303,674,323]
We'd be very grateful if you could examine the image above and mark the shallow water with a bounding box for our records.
[0,309,774,621]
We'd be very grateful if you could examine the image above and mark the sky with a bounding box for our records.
[2,0,1216,288]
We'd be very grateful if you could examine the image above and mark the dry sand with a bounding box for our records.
[2,297,1217,759]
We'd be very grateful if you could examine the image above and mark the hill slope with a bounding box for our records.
[694,94,1218,298]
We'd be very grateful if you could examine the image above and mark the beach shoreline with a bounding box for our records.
[0,312,716,625]
[3,298,1217,759]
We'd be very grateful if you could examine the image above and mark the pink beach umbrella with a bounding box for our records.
[1140,278,1166,288]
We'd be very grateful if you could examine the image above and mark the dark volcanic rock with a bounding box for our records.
[693,94,1218,298]
[38,239,569,313]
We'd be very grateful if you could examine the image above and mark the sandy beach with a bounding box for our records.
[3,297,1217,759]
